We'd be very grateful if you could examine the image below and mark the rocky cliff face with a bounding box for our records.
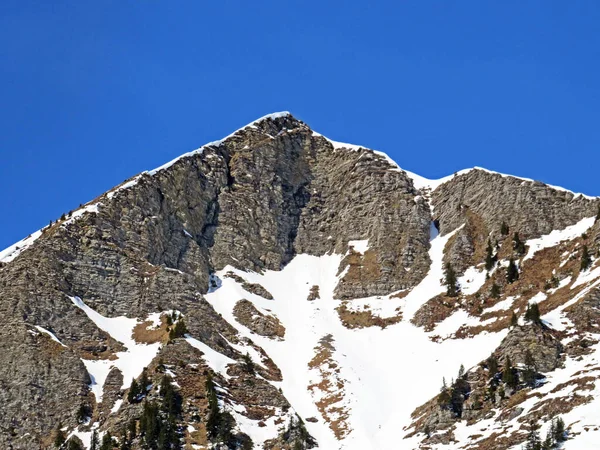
[2,112,600,450]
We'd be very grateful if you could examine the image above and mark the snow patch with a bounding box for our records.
[347,239,369,254]
[524,216,595,261]
[185,335,236,378]
[0,230,42,263]
[69,296,161,402]
[34,325,66,347]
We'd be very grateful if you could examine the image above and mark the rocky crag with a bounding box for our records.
[1,112,600,450]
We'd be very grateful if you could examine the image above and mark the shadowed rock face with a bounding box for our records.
[1,113,599,449]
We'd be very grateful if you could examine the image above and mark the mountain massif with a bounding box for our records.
[2,112,600,450]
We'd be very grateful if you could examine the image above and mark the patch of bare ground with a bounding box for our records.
[337,248,381,287]
[307,335,350,439]
[71,335,124,361]
[336,302,402,329]
[233,299,285,339]
[549,376,596,394]
[521,394,593,423]
[466,430,527,450]
[224,271,274,299]
[307,285,320,301]
[132,315,170,344]
[390,289,409,299]
[412,294,461,332]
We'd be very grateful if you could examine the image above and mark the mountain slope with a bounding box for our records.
[2,112,600,450]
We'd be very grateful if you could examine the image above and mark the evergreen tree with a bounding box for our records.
[127,378,140,403]
[523,349,537,387]
[490,283,501,299]
[581,245,592,271]
[140,401,160,448]
[169,319,188,340]
[76,403,90,423]
[513,232,526,256]
[160,375,182,417]
[498,384,505,400]
[127,419,137,440]
[90,430,99,450]
[216,411,236,446]
[542,432,553,450]
[502,356,518,389]
[506,259,519,283]
[54,425,66,448]
[485,239,495,271]
[205,374,221,439]
[510,311,518,327]
[139,368,150,394]
[444,263,459,297]
[242,353,255,374]
[525,421,542,450]
[67,439,84,450]
[487,355,498,378]
[553,416,566,442]
[60,212,66,221]
[99,432,114,450]
[500,221,509,236]
[457,364,465,380]
[525,303,542,325]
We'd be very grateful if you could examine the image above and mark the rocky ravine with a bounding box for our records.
[1,112,600,450]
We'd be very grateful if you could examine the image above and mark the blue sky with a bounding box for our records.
[2,1,600,249]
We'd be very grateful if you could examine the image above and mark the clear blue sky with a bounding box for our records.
[2,1,600,249]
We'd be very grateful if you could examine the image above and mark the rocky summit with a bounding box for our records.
[2,112,600,450]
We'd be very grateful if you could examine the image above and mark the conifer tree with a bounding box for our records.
[140,401,160,448]
[76,403,90,423]
[553,416,566,442]
[513,232,526,256]
[127,419,137,440]
[205,373,221,439]
[128,378,139,403]
[54,425,66,448]
[487,355,498,377]
[581,245,592,271]
[525,303,542,325]
[542,432,553,450]
[242,353,255,374]
[457,364,465,380]
[444,263,459,297]
[90,430,99,450]
[506,259,519,283]
[490,283,501,299]
[485,239,495,271]
[169,319,188,340]
[502,356,518,389]
[67,439,84,450]
[99,432,113,450]
[523,349,536,387]
[139,368,150,394]
[525,421,542,450]
[510,311,518,327]
[500,221,509,236]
